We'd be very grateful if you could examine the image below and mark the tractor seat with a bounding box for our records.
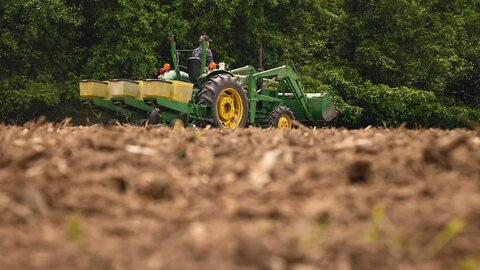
[187,57,201,82]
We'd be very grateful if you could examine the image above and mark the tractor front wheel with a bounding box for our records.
[268,106,294,129]
[196,74,248,129]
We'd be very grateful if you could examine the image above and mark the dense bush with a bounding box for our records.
[348,83,480,128]
[0,74,85,123]
[301,64,480,128]
[0,0,478,127]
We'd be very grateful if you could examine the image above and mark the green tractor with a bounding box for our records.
[80,36,337,128]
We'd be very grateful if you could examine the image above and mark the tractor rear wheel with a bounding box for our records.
[268,106,294,129]
[196,74,248,129]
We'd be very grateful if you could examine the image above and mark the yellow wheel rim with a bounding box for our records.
[216,88,243,128]
[277,114,292,129]
[171,119,184,129]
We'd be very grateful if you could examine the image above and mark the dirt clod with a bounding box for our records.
[347,160,372,184]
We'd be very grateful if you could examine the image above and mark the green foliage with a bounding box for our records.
[0,74,86,123]
[0,0,82,81]
[342,0,480,100]
[81,0,189,79]
[1,75,59,122]
[299,64,364,127]
[0,0,479,127]
[299,61,479,128]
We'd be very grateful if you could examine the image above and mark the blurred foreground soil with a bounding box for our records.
[0,124,479,270]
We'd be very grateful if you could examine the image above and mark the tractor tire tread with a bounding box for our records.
[195,74,248,128]
[197,83,215,105]
[268,106,295,128]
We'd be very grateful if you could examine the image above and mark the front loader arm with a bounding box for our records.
[231,65,257,75]
[253,65,312,120]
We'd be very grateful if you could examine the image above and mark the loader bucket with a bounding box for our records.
[307,93,338,122]
[322,101,338,122]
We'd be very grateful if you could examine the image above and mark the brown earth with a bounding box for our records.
[0,123,479,270]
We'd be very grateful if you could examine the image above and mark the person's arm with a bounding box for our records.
[207,49,213,64]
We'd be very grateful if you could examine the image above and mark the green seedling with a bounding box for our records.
[68,214,82,243]
[459,258,479,270]
[365,202,387,242]
[426,218,465,257]
[298,214,330,248]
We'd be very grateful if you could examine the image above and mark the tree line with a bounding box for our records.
[1,0,479,127]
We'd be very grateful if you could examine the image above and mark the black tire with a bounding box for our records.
[136,119,148,126]
[169,119,185,129]
[196,74,248,128]
[148,108,160,125]
[105,119,121,127]
[268,106,294,129]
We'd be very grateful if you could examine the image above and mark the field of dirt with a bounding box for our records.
[0,123,479,270]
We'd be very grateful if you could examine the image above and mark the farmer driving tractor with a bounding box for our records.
[192,35,213,64]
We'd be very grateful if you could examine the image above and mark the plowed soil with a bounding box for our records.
[0,124,479,270]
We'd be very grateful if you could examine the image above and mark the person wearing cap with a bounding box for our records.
[192,35,213,64]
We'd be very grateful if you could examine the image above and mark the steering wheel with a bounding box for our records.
[178,65,188,72]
